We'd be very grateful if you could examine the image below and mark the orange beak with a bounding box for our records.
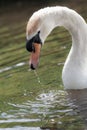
[29,43,41,69]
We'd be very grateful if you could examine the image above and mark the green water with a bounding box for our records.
[0,1,87,130]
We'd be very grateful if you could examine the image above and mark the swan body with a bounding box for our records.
[26,6,87,89]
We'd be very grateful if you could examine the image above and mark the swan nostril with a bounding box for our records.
[30,64,35,70]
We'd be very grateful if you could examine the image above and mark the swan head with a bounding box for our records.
[26,8,54,69]
[26,31,42,70]
[26,15,42,70]
[26,13,44,70]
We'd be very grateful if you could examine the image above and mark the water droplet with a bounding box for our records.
[33,70,43,86]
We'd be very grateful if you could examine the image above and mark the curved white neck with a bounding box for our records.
[39,7,87,45]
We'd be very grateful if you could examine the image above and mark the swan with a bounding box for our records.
[26,6,87,89]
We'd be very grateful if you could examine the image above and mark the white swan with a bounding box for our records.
[26,6,87,89]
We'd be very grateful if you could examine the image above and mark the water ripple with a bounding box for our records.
[0,62,26,73]
[7,90,76,119]
[0,119,40,124]
[0,127,41,130]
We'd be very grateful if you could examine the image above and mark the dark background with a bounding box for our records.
[0,0,62,6]
[0,0,81,7]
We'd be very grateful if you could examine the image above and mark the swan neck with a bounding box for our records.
[40,7,86,44]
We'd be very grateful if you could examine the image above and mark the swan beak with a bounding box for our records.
[29,43,41,70]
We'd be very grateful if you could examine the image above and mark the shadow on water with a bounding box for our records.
[67,89,87,128]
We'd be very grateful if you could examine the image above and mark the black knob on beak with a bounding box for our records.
[26,31,42,52]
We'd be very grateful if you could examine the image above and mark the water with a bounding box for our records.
[0,62,26,73]
[0,1,87,130]
[68,90,87,126]
[33,70,44,87]
[0,89,86,129]
[0,127,40,130]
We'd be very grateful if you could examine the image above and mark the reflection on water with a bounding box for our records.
[0,127,41,130]
[2,90,68,120]
[0,62,26,73]
[67,89,87,127]
[0,90,86,130]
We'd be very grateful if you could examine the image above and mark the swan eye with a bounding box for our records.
[26,31,42,52]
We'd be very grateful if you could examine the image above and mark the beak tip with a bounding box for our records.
[30,64,36,70]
